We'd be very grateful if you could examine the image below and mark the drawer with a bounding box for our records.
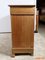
[10,7,35,14]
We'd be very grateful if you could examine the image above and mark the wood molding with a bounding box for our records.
[9,5,35,7]
[11,14,34,16]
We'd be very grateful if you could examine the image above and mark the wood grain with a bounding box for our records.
[36,15,39,32]
[11,15,34,48]
[10,7,35,14]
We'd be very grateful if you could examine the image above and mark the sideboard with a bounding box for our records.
[9,5,35,56]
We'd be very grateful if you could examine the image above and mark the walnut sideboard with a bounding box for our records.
[9,5,35,56]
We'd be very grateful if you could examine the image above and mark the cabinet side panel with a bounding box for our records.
[11,15,34,49]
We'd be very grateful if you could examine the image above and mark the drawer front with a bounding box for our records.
[10,7,35,14]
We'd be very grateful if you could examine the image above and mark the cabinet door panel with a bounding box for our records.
[11,15,34,48]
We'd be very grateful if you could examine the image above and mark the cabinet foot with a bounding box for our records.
[11,53,15,57]
[28,51,33,56]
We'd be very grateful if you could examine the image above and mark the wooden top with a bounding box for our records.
[9,5,35,7]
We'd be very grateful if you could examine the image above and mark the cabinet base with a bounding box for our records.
[12,48,34,57]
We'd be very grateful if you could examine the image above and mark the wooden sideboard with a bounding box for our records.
[9,5,35,56]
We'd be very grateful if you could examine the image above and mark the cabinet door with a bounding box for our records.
[11,15,34,49]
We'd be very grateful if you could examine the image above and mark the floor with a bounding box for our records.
[0,22,45,60]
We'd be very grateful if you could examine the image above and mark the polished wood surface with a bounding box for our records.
[11,15,34,49]
[36,15,39,32]
[10,7,35,14]
[10,5,35,56]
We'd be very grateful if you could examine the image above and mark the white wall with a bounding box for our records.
[9,0,36,5]
[0,0,36,32]
[0,0,11,32]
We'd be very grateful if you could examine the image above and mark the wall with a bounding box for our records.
[9,0,36,5]
[0,0,36,32]
[0,0,11,32]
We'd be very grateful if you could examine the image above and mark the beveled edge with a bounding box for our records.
[8,5,35,7]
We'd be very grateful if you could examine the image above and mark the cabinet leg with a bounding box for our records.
[29,50,33,56]
[11,52,15,57]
